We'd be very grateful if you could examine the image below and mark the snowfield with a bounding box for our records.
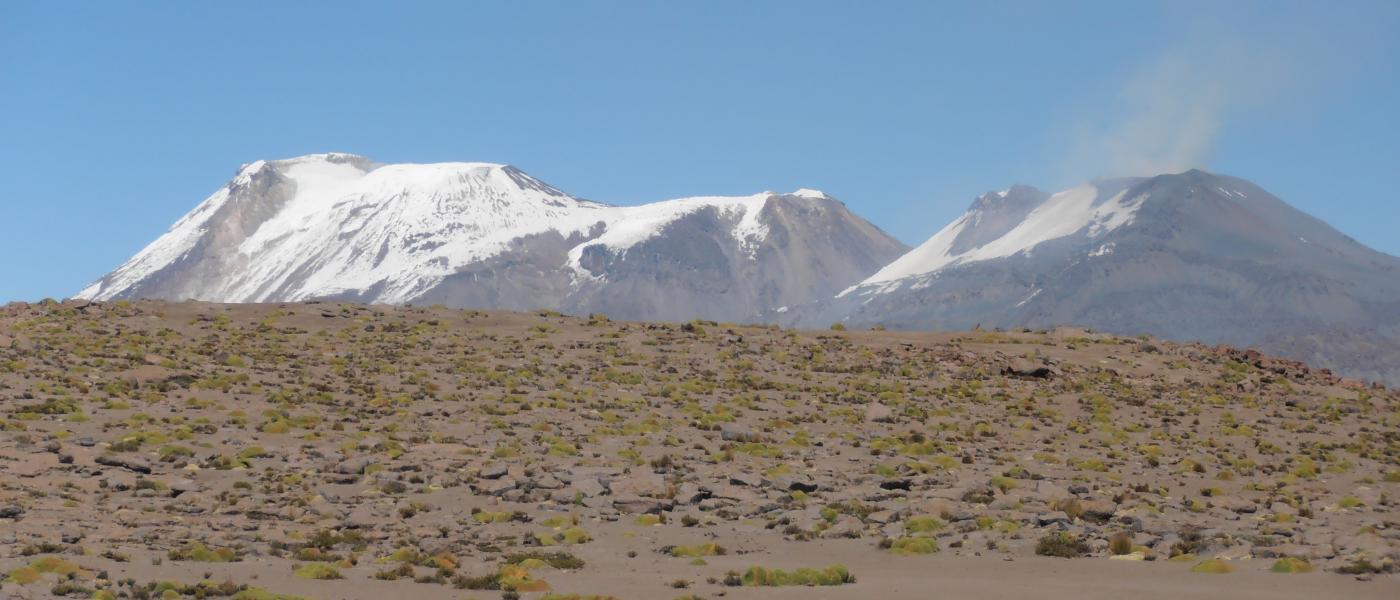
[76,153,821,304]
[842,182,1146,297]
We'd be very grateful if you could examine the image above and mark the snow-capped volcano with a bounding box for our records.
[78,153,907,322]
[787,170,1400,385]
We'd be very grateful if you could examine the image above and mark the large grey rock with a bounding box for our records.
[721,427,762,443]
[612,495,673,514]
[608,473,667,498]
[336,457,376,475]
[572,477,606,498]
[95,454,151,474]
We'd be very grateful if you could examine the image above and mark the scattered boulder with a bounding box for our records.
[95,454,151,474]
[608,473,668,498]
[336,457,376,475]
[1003,358,1055,379]
[721,426,762,443]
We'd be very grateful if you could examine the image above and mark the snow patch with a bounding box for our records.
[857,184,1144,288]
[1089,243,1116,257]
[564,193,773,279]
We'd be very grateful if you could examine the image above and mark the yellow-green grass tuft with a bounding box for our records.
[292,563,343,580]
[741,565,855,586]
[1270,557,1314,573]
[888,537,940,555]
[1190,558,1234,574]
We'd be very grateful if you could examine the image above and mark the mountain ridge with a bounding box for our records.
[76,157,1400,383]
[795,169,1400,385]
[76,153,908,323]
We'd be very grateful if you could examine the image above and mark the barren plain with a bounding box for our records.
[0,300,1396,599]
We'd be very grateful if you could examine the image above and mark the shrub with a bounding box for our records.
[904,516,945,534]
[1269,557,1313,573]
[1109,531,1134,556]
[453,572,502,590]
[292,563,343,580]
[5,566,39,585]
[505,552,585,570]
[497,565,549,592]
[1334,558,1394,575]
[536,527,591,545]
[169,542,238,562]
[988,476,1017,493]
[31,556,84,576]
[456,564,552,592]
[1035,532,1089,558]
[667,544,725,558]
[887,537,939,555]
[1170,526,1207,557]
[6,556,88,585]
[740,565,854,586]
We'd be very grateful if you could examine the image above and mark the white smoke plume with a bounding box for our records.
[1062,29,1296,179]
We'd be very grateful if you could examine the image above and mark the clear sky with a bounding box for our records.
[1,1,1397,302]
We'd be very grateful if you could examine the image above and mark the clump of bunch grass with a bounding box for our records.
[1035,532,1089,558]
[5,556,88,585]
[886,537,939,555]
[535,527,591,546]
[1108,531,1134,555]
[1269,557,1313,573]
[292,563,343,580]
[505,551,585,570]
[454,564,552,592]
[666,543,726,558]
[904,515,945,534]
[168,542,239,562]
[737,565,855,586]
[1190,558,1234,574]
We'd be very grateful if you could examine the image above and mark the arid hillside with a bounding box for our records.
[0,300,1396,599]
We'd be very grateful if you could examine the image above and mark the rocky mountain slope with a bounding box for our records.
[0,300,1396,598]
[76,153,907,323]
[791,171,1400,385]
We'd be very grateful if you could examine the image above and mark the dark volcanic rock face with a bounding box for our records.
[561,194,909,322]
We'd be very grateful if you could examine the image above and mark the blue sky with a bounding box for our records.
[1,1,1397,302]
